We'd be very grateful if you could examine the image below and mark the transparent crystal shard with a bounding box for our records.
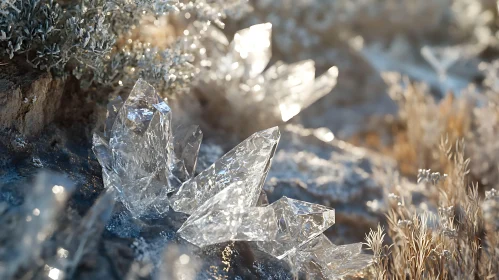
[226,22,272,79]
[172,125,203,179]
[41,188,117,280]
[309,66,339,112]
[104,96,124,138]
[265,60,316,121]
[292,235,372,279]
[0,172,74,279]
[94,79,209,217]
[177,181,278,247]
[110,78,172,184]
[171,127,280,214]
[257,196,335,259]
[65,189,116,276]
[262,61,338,122]
[107,78,174,216]
[92,133,112,172]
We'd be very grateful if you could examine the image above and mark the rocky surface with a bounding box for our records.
[0,59,65,136]
[264,125,396,244]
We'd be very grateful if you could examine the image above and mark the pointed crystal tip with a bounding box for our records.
[94,79,202,217]
[171,126,280,214]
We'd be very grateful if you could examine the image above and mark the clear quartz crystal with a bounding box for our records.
[93,79,202,217]
[42,188,117,279]
[200,23,338,125]
[177,181,278,247]
[172,125,203,179]
[257,196,335,259]
[171,126,280,214]
[104,96,124,138]
[92,80,372,279]
[108,79,174,215]
[290,234,372,279]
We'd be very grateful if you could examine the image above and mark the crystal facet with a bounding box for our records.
[44,188,116,279]
[177,181,278,247]
[104,96,124,138]
[172,125,203,179]
[257,196,335,259]
[93,79,203,217]
[197,23,338,129]
[171,126,280,214]
[93,79,372,279]
[228,22,272,79]
[291,234,372,279]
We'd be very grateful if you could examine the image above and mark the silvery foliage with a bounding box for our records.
[0,0,116,73]
[0,0,248,91]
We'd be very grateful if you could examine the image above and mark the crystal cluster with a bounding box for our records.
[193,23,338,130]
[93,79,372,279]
[93,79,202,217]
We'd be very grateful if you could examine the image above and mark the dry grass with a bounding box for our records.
[350,74,475,178]
[364,139,499,279]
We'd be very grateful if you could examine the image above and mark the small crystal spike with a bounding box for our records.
[257,197,335,259]
[177,182,278,247]
[172,125,203,179]
[104,96,124,138]
[107,79,173,216]
[44,188,116,279]
[171,127,280,214]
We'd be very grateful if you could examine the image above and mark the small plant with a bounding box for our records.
[365,139,499,279]
[0,0,116,73]
[0,0,248,92]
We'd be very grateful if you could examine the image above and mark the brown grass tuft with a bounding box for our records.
[365,139,499,279]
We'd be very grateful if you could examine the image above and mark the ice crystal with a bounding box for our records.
[177,182,279,246]
[289,234,372,279]
[93,79,372,279]
[171,126,280,214]
[37,188,116,279]
[257,197,335,259]
[93,78,202,217]
[195,23,338,127]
